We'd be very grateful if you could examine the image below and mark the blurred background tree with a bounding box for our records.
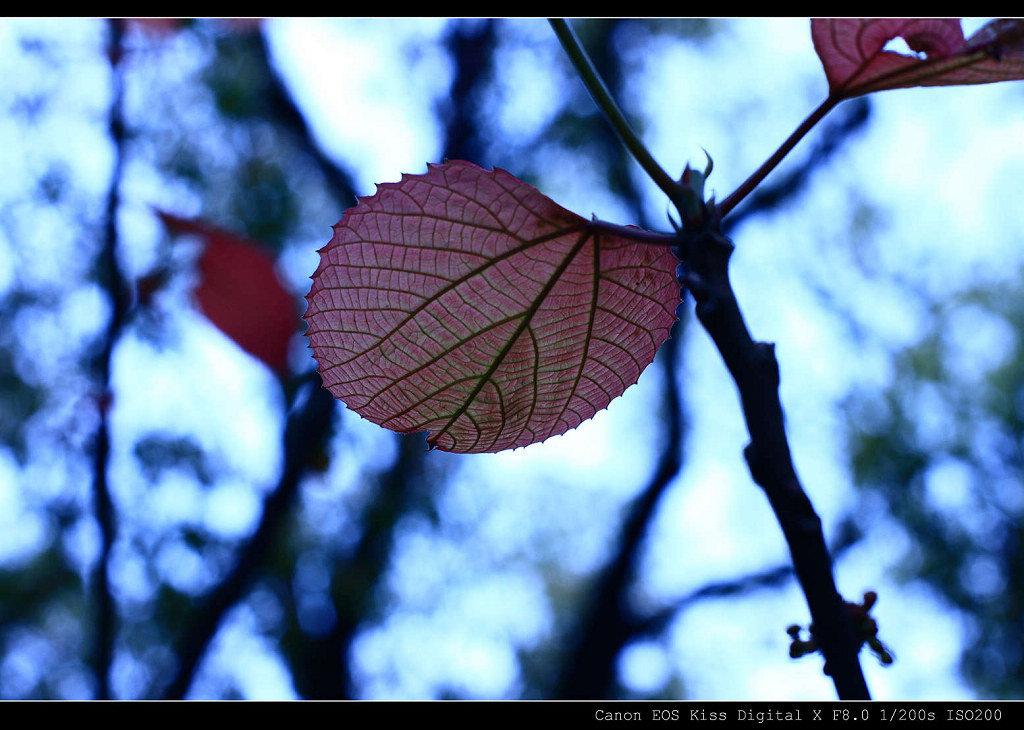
[0,17,1022,700]
[845,277,1024,699]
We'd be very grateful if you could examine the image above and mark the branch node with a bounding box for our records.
[787,590,895,673]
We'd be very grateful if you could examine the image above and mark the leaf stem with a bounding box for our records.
[589,218,678,247]
[549,19,681,203]
[717,96,839,219]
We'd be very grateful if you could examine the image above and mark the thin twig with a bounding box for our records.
[635,518,863,638]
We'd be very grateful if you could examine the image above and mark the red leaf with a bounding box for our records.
[812,18,1024,98]
[156,211,298,375]
[123,18,264,36]
[124,19,184,36]
[304,161,679,454]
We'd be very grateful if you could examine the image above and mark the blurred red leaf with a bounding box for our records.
[304,161,679,454]
[812,18,1024,98]
[123,18,263,36]
[156,210,297,375]
[123,18,185,36]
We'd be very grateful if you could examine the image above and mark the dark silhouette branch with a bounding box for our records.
[256,31,361,210]
[279,431,427,700]
[679,216,870,699]
[277,22,497,697]
[162,379,337,699]
[555,332,685,698]
[285,22,494,699]
[334,434,427,698]
[160,23,373,698]
[552,19,872,700]
[89,19,130,700]
[552,23,867,700]
[440,19,496,164]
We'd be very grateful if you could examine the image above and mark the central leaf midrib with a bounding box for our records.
[375,311,541,420]
[321,221,589,375]
[429,229,595,451]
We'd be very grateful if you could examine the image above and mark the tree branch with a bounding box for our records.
[161,379,336,699]
[549,22,690,697]
[555,330,687,698]
[159,24,369,698]
[440,19,497,163]
[89,18,130,699]
[549,18,872,700]
[679,219,870,699]
[256,31,361,210]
